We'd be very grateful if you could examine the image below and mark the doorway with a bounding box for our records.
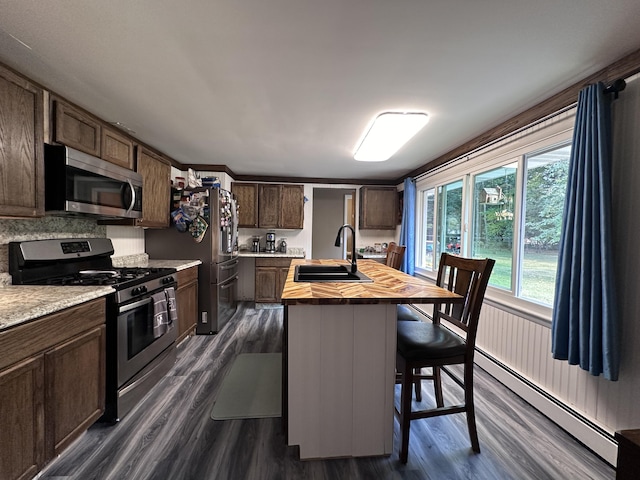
[312,188,356,259]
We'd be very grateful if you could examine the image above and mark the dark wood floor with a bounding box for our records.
[39,302,615,480]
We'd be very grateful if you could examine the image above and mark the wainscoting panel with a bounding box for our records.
[475,304,627,464]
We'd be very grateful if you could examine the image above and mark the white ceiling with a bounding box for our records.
[2,1,640,182]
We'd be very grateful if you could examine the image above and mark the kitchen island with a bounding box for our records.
[281,258,462,460]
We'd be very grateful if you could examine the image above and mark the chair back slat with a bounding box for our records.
[433,253,495,346]
[385,242,406,270]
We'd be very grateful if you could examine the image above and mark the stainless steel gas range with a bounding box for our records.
[9,237,178,422]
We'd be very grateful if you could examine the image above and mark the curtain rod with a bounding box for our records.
[414,76,629,182]
[604,78,626,99]
[414,103,577,181]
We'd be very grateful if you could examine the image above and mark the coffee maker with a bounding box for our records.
[265,231,276,253]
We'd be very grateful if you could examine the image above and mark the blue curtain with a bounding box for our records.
[399,177,416,274]
[551,82,619,381]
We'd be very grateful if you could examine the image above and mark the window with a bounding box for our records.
[415,112,574,315]
[472,163,517,290]
[437,180,463,263]
[520,145,571,305]
[420,181,464,272]
[422,188,435,270]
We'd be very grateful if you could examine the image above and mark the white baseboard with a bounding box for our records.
[475,351,618,467]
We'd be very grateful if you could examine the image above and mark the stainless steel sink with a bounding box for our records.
[294,264,373,283]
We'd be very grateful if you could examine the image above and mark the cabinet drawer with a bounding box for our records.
[177,266,198,286]
[0,298,106,371]
[256,258,292,268]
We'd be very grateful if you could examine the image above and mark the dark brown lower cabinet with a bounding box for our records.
[0,298,106,480]
[176,266,199,343]
[255,258,292,303]
[0,355,44,480]
[45,326,105,456]
[616,429,640,479]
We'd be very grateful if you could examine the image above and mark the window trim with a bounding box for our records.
[414,111,576,324]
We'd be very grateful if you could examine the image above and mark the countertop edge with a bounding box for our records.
[0,286,114,332]
[238,252,305,258]
[147,259,202,270]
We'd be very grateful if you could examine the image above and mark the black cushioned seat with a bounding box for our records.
[397,321,466,360]
[396,304,424,322]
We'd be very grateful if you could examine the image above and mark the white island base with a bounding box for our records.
[286,303,397,459]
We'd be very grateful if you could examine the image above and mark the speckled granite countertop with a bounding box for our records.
[147,259,202,270]
[112,254,201,271]
[0,259,201,332]
[238,251,305,258]
[0,286,114,331]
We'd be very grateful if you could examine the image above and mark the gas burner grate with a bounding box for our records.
[45,274,121,286]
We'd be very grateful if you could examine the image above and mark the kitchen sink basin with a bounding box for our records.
[294,264,373,283]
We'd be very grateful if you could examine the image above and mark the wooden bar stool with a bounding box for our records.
[395,253,495,464]
[385,242,405,270]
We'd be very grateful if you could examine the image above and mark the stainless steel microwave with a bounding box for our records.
[44,144,143,219]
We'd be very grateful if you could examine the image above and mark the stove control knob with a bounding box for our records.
[132,286,147,296]
[162,276,175,285]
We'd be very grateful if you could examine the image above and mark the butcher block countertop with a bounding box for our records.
[281,259,462,305]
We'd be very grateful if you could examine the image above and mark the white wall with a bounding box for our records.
[106,225,145,256]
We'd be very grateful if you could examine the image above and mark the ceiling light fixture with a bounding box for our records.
[353,112,429,162]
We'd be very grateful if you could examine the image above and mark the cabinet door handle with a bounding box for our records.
[125,179,136,213]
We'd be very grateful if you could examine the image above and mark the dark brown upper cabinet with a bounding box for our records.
[233,182,304,229]
[258,184,304,229]
[258,184,281,228]
[280,184,304,229]
[359,186,398,230]
[53,99,134,170]
[0,63,45,217]
[135,147,171,228]
[101,127,134,170]
[231,182,259,228]
[53,100,102,157]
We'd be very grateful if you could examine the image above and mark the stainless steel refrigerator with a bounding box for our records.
[145,187,239,334]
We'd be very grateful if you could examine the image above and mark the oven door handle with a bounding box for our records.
[119,296,153,314]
